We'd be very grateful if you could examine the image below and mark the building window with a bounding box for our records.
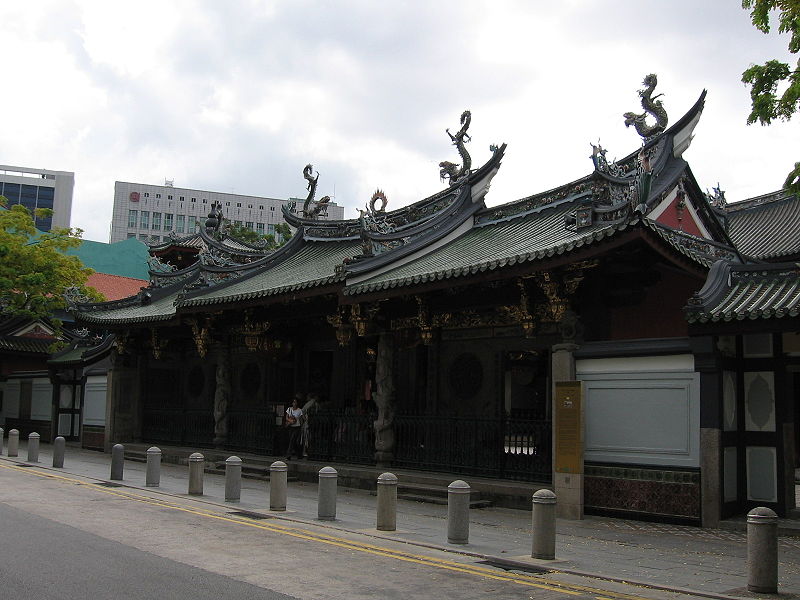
[270,206,275,211]
[202,199,207,204]
[140,211,149,229]
[128,209,138,228]
[236,202,242,208]
[127,233,136,239]
[225,202,230,206]
[152,212,161,230]
[234,220,242,227]
[164,213,173,230]
[139,234,148,241]
[245,221,253,230]
[156,193,161,199]
[260,205,264,210]
[248,204,253,209]
[188,216,196,232]
[179,196,185,201]
[144,192,150,198]
[267,223,275,234]
[167,195,173,200]
[256,223,264,234]
[176,214,185,233]
[191,197,196,203]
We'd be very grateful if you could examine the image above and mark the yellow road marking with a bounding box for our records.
[0,462,657,599]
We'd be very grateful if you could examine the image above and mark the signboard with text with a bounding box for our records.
[555,381,582,474]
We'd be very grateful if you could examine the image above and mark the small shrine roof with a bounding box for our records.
[725,191,800,260]
[74,289,182,325]
[686,261,800,323]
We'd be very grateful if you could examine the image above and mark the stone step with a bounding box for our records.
[371,482,493,509]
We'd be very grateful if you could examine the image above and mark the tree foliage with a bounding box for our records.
[741,0,800,192]
[225,221,293,249]
[0,198,104,325]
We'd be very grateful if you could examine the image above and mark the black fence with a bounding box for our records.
[393,415,552,483]
[141,409,214,448]
[306,409,375,465]
[141,408,551,482]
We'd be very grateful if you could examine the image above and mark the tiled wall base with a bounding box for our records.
[586,464,700,520]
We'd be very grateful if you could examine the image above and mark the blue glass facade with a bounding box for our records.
[0,181,55,230]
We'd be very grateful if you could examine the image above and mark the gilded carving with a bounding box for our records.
[188,317,212,358]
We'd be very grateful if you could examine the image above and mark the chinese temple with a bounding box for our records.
[64,76,800,526]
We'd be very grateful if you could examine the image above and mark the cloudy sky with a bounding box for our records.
[1,1,797,242]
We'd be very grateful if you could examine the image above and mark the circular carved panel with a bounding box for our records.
[448,353,483,399]
[240,363,261,396]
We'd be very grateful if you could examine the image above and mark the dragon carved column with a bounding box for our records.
[373,332,396,467]
[213,340,231,447]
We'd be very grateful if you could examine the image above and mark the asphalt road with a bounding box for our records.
[0,461,693,600]
[0,502,297,600]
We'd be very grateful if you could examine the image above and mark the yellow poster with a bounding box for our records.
[555,381,582,474]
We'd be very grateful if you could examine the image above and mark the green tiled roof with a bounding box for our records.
[686,263,800,323]
[0,336,52,354]
[76,290,181,325]
[179,241,359,307]
[68,237,150,279]
[344,204,636,296]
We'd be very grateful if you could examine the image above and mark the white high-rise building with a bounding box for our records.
[109,181,344,244]
[0,164,74,231]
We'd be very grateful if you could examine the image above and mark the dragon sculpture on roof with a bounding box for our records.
[623,74,668,139]
[301,163,331,219]
[439,109,472,185]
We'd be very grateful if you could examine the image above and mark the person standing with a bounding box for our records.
[285,395,304,460]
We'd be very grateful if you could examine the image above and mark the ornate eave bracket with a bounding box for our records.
[187,317,212,358]
[352,302,381,337]
[150,328,168,360]
[327,306,353,346]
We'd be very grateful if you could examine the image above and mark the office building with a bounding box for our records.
[109,181,344,244]
[0,164,74,231]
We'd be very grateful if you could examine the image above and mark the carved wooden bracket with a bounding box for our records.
[326,306,353,346]
[188,317,212,358]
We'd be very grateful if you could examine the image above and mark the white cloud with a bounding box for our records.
[0,0,797,241]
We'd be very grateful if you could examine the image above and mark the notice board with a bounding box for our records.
[555,381,582,474]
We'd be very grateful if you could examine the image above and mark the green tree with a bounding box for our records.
[225,221,293,249]
[0,198,103,327]
[741,0,800,192]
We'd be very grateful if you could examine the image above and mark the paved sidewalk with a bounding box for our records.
[1,443,799,599]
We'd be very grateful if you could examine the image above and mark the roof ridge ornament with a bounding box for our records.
[439,109,472,185]
[589,140,624,177]
[624,74,669,139]
[301,163,330,219]
[205,200,224,237]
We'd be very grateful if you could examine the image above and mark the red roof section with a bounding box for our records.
[86,272,147,301]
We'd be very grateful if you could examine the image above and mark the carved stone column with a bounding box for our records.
[373,333,396,467]
[105,346,141,452]
[213,340,231,448]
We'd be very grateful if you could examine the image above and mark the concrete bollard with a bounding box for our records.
[0,427,4,455]
[747,507,778,594]
[188,452,205,495]
[53,436,65,468]
[146,447,161,487]
[318,466,338,521]
[225,456,242,503]
[532,489,557,560]
[8,429,19,457]
[376,472,398,531]
[27,432,40,463]
[111,443,125,480]
[447,480,471,545]
[269,461,288,511]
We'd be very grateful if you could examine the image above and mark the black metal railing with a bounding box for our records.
[307,409,375,464]
[393,415,551,483]
[226,411,274,453]
[141,409,214,448]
